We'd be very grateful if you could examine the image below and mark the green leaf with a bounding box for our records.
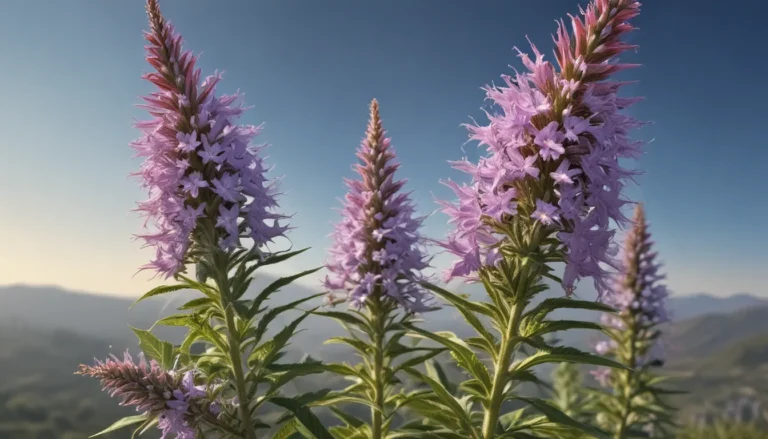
[312,310,370,329]
[153,313,192,327]
[253,294,325,341]
[329,407,366,428]
[406,325,492,393]
[256,247,311,268]
[421,283,498,354]
[524,298,615,321]
[130,327,175,369]
[513,397,609,439]
[394,349,446,373]
[325,336,371,355]
[89,414,149,438]
[247,340,276,367]
[177,297,215,310]
[270,396,335,439]
[523,320,603,338]
[131,416,158,439]
[511,346,629,373]
[425,360,456,395]
[270,418,300,439]
[260,267,323,300]
[420,281,495,317]
[403,369,477,437]
[130,284,189,309]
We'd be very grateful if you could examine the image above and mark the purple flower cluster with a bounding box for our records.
[131,0,287,278]
[591,205,670,385]
[323,99,432,312]
[437,0,643,298]
[76,351,212,439]
[601,205,670,332]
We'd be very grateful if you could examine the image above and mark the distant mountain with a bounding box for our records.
[1,283,768,436]
[1,284,765,358]
[0,324,149,439]
[665,304,768,361]
[665,293,768,321]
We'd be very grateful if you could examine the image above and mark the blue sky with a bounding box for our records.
[0,0,765,298]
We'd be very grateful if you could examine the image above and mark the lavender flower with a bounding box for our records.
[437,0,644,298]
[589,204,676,438]
[597,204,670,366]
[323,99,432,312]
[131,0,288,279]
[76,351,213,439]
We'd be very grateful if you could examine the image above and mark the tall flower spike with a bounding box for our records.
[596,204,670,365]
[590,204,676,437]
[131,0,288,279]
[76,351,214,439]
[438,0,644,299]
[323,99,432,312]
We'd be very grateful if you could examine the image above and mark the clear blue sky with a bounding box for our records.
[0,0,765,298]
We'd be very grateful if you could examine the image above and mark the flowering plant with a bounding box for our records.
[294,99,441,439]
[397,0,646,438]
[76,1,333,438]
[588,205,682,438]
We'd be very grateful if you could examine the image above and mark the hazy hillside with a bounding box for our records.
[0,323,153,439]
[2,283,761,355]
[1,283,767,437]
[665,304,768,360]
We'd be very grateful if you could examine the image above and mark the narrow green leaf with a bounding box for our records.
[260,267,323,300]
[524,298,615,321]
[325,336,371,355]
[403,369,477,437]
[313,310,370,330]
[270,397,335,439]
[130,285,188,309]
[329,407,366,428]
[425,360,456,395]
[394,349,446,373]
[89,414,149,438]
[406,325,492,393]
[153,313,191,327]
[178,297,215,310]
[513,397,609,439]
[255,247,311,268]
[131,416,158,439]
[524,320,603,338]
[512,347,629,373]
[420,281,494,317]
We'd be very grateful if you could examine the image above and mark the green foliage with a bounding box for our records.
[102,247,334,439]
[282,295,444,439]
[586,322,682,437]
[394,240,622,439]
[676,421,768,439]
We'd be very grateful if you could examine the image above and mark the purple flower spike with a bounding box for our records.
[437,0,644,299]
[323,99,433,313]
[596,205,670,367]
[76,349,213,438]
[131,0,289,279]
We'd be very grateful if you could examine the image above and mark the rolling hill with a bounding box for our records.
[1,283,767,438]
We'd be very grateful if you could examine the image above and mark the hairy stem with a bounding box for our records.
[215,257,257,439]
[368,295,387,439]
[482,302,525,439]
[616,318,638,439]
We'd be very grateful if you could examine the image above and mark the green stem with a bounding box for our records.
[482,302,525,439]
[616,319,638,439]
[216,260,257,439]
[368,296,387,439]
